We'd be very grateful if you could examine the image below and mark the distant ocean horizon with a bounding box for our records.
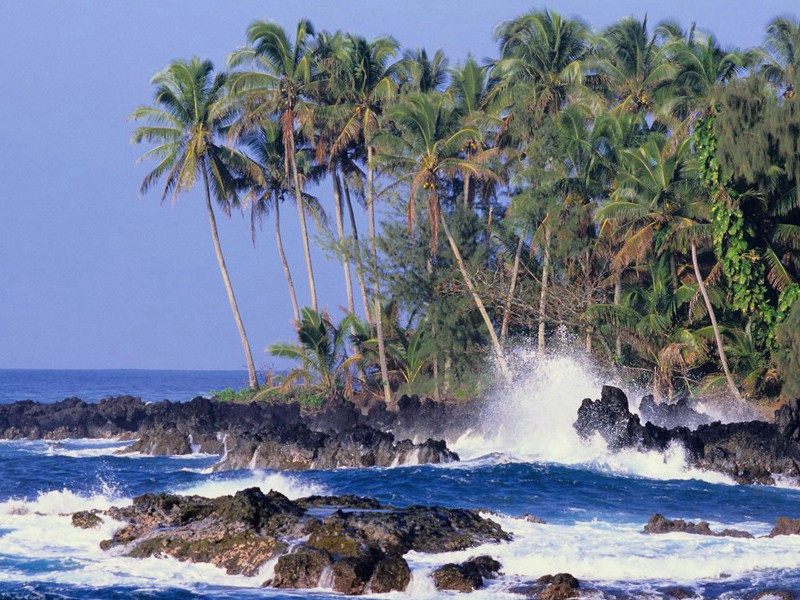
[0,369,253,404]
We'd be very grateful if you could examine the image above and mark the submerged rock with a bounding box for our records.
[93,488,509,594]
[575,385,800,485]
[643,514,753,538]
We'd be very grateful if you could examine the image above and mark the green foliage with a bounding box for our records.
[774,299,800,398]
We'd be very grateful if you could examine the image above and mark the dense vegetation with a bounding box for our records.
[131,11,800,404]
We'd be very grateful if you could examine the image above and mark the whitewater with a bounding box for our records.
[2,358,800,598]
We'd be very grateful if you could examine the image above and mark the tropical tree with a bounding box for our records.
[761,16,800,97]
[269,307,358,397]
[374,93,510,379]
[130,57,260,388]
[241,120,323,323]
[228,19,321,311]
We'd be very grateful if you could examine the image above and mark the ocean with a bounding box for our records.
[2,358,800,598]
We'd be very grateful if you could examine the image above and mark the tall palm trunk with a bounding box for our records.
[201,163,258,389]
[691,242,741,399]
[332,170,355,315]
[501,234,525,340]
[287,130,318,311]
[614,274,622,356]
[343,178,373,325]
[274,196,300,324]
[537,221,552,356]
[439,212,511,381]
[367,146,392,405]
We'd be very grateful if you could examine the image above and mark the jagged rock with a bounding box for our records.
[368,555,411,593]
[643,514,753,538]
[271,546,333,589]
[575,386,800,485]
[119,427,192,455]
[96,489,508,594]
[769,517,800,537]
[638,395,713,429]
[775,398,800,442]
[212,424,458,472]
[71,509,102,529]
[431,556,501,592]
[520,513,547,524]
[538,573,581,599]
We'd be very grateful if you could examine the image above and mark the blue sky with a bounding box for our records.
[1,0,797,371]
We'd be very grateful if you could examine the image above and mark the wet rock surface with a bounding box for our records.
[90,488,509,594]
[431,555,502,592]
[769,517,800,537]
[643,514,754,538]
[638,395,713,429]
[0,395,463,472]
[575,385,800,485]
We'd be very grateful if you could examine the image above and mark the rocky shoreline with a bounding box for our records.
[575,386,800,485]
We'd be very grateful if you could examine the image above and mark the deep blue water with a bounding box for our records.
[3,369,800,598]
[0,369,250,404]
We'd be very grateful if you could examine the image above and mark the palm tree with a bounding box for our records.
[598,133,741,398]
[761,16,800,98]
[592,16,677,116]
[327,34,400,404]
[228,19,321,311]
[240,120,323,324]
[397,48,449,93]
[131,57,260,388]
[374,93,511,379]
[269,307,358,397]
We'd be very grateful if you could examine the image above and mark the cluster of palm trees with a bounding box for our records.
[132,11,800,402]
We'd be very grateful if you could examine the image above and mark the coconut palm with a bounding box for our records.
[228,19,321,311]
[397,48,449,94]
[761,16,800,98]
[373,93,510,379]
[598,133,741,398]
[269,308,358,397]
[240,120,324,324]
[325,34,400,404]
[130,57,260,388]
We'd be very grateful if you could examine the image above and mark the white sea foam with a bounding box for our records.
[404,513,800,592]
[174,470,327,500]
[450,351,737,484]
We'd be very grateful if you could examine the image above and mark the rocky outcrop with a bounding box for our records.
[432,556,502,592]
[93,488,510,595]
[643,514,754,538]
[71,509,102,529]
[769,517,800,537]
[212,424,457,471]
[575,386,800,485]
[511,573,582,599]
[0,395,463,471]
[638,395,713,429]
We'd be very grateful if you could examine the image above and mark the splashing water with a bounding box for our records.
[451,350,733,483]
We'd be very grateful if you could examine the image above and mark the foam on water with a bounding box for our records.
[173,469,327,500]
[450,350,736,484]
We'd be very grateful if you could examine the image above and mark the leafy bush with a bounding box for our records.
[775,300,800,399]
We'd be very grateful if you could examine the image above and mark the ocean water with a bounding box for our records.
[2,357,800,599]
[0,369,250,404]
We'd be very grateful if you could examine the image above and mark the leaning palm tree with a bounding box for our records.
[373,93,511,380]
[228,19,321,311]
[240,120,324,324]
[130,57,260,388]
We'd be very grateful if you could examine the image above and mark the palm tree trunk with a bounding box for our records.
[614,275,622,356]
[691,242,741,399]
[287,133,318,311]
[501,233,525,340]
[440,212,511,381]
[463,172,471,210]
[367,146,392,406]
[201,163,258,389]
[274,197,300,324]
[332,170,355,315]
[343,178,372,325]
[538,221,552,356]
